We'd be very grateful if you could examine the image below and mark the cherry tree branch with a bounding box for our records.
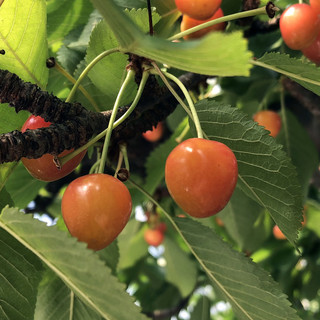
[0,70,205,164]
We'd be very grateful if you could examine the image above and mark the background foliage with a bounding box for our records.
[1,0,320,319]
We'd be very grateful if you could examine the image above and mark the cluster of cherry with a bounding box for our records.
[280,1,320,65]
[175,0,226,40]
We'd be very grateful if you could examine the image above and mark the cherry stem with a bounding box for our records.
[168,5,277,41]
[120,144,130,171]
[98,69,135,173]
[150,63,193,120]
[175,122,190,144]
[66,47,120,104]
[59,70,149,166]
[161,70,203,139]
[53,62,100,112]
[114,150,124,177]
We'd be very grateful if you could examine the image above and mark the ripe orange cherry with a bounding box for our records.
[253,110,282,138]
[21,115,86,181]
[61,173,132,250]
[279,4,320,50]
[181,8,226,40]
[165,138,238,218]
[142,122,164,142]
[302,32,320,65]
[144,228,164,247]
[310,0,320,14]
[175,0,221,21]
[273,225,286,240]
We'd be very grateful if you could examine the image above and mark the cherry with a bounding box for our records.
[273,225,286,240]
[142,122,164,142]
[175,0,221,21]
[165,138,238,218]
[21,115,86,181]
[156,222,167,234]
[279,4,320,50]
[310,0,320,14]
[253,110,281,138]
[144,228,164,247]
[61,173,132,250]
[302,31,320,65]
[181,8,226,40]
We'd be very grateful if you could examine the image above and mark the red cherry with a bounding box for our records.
[142,122,164,142]
[156,222,167,233]
[279,4,320,50]
[310,0,320,14]
[302,31,320,65]
[181,8,226,40]
[165,138,238,218]
[61,173,132,250]
[21,115,86,181]
[253,111,282,138]
[175,0,221,21]
[144,228,164,247]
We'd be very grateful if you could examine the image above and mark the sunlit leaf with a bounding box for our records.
[0,208,149,320]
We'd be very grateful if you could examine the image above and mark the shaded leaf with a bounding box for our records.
[0,227,43,320]
[117,219,148,270]
[144,117,191,195]
[196,100,302,245]
[5,163,46,209]
[163,236,197,297]
[174,217,300,320]
[34,269,102,320]
[219,187,271,252]
[255,53,320,96]
[0,208,149,320]
[277,110,319,200]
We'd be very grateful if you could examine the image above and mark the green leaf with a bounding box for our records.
[0,163,17,192]
[174,217,301,320]
[117,219,148,270]
[254,53,320,96]
[90,0,252,76]
[163,236,197,297]
[0,187,14,210]
[133,31,252,77]
[0,208,149,320]
[35,269,102,320]
[144,117,191,195]
[5,163,46,209]
[47,0,94,49]
[0,0,48,87]
[85,20,136,108]
[219,187,271,252]
[277,110,319,200]
[0,227,43,320]
[0,107,29,134]
[196,100,302,246]
[190,296,211,320]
